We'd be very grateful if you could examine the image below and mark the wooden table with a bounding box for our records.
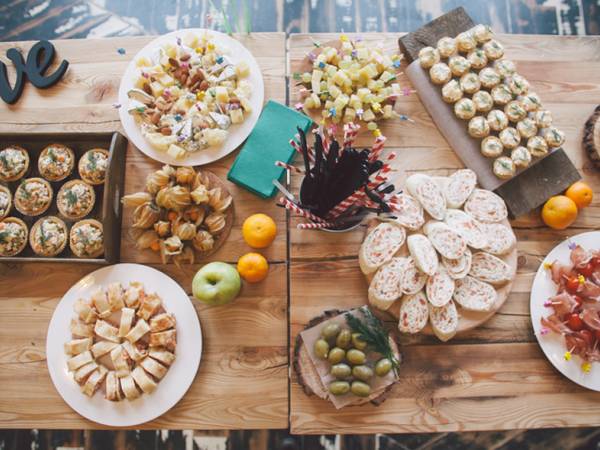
[288,33,600,434]
[1,31,600,434]
[0,33,288,430]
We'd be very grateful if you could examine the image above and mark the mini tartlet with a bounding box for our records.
[0,185,12,219]
[57,180,96,220]
[14,177,53,216]
[78,148,109,185]
[0,217,29,256]
[38,144,75,182]
[0,146,29,182]
[70,219,104,258]
[29,216,68,257]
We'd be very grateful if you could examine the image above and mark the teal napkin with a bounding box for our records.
[228,100,313,198]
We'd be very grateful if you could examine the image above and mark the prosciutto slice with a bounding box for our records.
[547,292,579,316]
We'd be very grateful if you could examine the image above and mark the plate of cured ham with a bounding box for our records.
[46,263,202,426]
[531,232,600,390]
[360,169,518,341]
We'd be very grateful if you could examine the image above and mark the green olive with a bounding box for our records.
[336,329,352,349]
[330,363,352,379]
[346,348,366,365]
[351,333,367,350]
[321,323,341,342]
[328,347,346,365]
[313,339,329,359]
[375,358,393,376]
[351,381,371,397]
[352,365,374,381]
[329,381,350,396]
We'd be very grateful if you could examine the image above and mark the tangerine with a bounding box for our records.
[237,252,269,283]
[565,181,593,209]
[242,213,277,248]
[541,195,578,230]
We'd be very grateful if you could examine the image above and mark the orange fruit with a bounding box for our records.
[541,195,578,230]
[237,252,269,283]
[565,181,593,209]
[242,213,277,248]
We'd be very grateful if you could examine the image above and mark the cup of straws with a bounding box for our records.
[275,122,401,231]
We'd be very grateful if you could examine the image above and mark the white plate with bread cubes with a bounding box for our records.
[118,29,264,166]
[418,24,565,180]
[46,263,202,426]
[359,169,517,341]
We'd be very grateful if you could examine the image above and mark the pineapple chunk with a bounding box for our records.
[311,70,323,95]
[215,86,229,103]
[332,70,350,87]
[235,61,250,78]
[229,108,244,124]
[326,65,337,78]
[333,94,349,110]
[349,95,362,110]
[343,107,356,122]
[136,56,151,67]
[358,64,378,82]
[167,144,187,159]
[303,96,314,109]
[328,85,342,99]
[134,77,148,90]
[383,104,394,119]
[356,48,369,61]
[357,88,370,101]
[362,109,375,122]
[310,93,321,108]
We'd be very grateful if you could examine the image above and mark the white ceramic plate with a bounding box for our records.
[118,29,264,166]
[46,263,202,426]
[530,231,600,391]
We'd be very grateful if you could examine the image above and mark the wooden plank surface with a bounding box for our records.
[288,33,600,434]
[0,33,289,429]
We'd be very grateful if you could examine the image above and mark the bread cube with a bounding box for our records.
[167,144,186,159]
[229,108,244,124]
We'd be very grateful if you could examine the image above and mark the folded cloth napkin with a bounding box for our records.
[228,100,313,198]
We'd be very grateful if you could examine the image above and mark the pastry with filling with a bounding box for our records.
[14,178,53,216]
[493,156,516,179]
[120,375,141,400]
[456,31,477,53]
[29,216,68,257]
[459,72,480,94]
[81,366,107,397]
[516,118,538,139]
[472,90,493,113]
[78,148,109,185]
[506,74,529,95]
[491,84,513,106]
[0,146,29,182]
[520,92,542,112]
[481,136,504,158]
[504,100,527,122]
[131,366,157,394]
[38,144,75,182]
[418,46,440,69]
[478,67,501,89]
[466,48,487,69]
[511,146,532,168]
[534,110,553,128]
[0,217,28,256]
[57,180,95,220]
[150,313,176,332]
[542,126,565,148]
[149,329,177,351]
[70,219,104,258]
[493,59,516,78]
[471,24,493,43]
[487,109,508,131]
[73,297,97,324]
[95,320,120,343]
[441,79,463,103]
[468,116,490,138]
[448,55,471,76]
[429,62,452,85]
[64,337,92,356]
[527,135,549,157]
[125,318,150,343]
[454,98,476,120]
[436,37,457,58]
[499,127,521,150]
[140,357,168,380]
[0,186,11,220]
[483,39,504,60]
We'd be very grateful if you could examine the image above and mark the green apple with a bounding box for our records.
[192,262,241,306]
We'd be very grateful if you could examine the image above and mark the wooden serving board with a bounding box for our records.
[363,218,518,336]
[398,7,581,218]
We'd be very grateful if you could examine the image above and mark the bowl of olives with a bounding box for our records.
[294,307,401,408]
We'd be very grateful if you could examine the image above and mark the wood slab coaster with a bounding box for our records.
[363,218,518,336]
[583,105,600,170]
[293,309,401,407]
[398,7,581,218]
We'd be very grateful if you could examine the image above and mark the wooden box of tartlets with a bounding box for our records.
[398,7,580,217]
[0,132,127,263]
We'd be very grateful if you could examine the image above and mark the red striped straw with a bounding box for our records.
[275,161,304,174]
[290,137,314,163]
[320,125,330,155]
[369,135,387,162]
[327,189,367,219]
[297,222,336,230]
[279,197,328,223]
[343,122,360,148]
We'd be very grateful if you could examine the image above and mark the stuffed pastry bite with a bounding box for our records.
[482,39,504,60]
[504,100,527,122]
[468,116,490,138]
[436,37,457,58]
[491,84,513,106]
[418,46,440,69]
[441,79,463,103]
[534,110,553,128]
[0,146,29,182]
[499,127,521,150]
[519,92,542,112]
[527,135,549,157]
[493,59,516,78]
[78,148,109,185]
[478,67,501,89]
[493,156,516,179]
[0,185,11,220]
[516,118,538,139]
[471,24,493,43]
[505,74,529,96]
[38,144,75,182]
[429,63,452,85]
[466,48,487,69]
[57,180,96,220]
[542,126,565,148]
[70,219,104,258]
[14,177,53,216]
[481,136,504,158]
[456,31,477,53]
[448,55,471,76]
[487,109,509,131]
[511,146,532,168]
[454,98,476,120]
[0,217,28,256]
[29,216,68,257]
[459,72,480,94]
[472,90,494,113]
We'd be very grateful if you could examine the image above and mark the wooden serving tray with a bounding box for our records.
[398,7,581,218]
[0,132,127,264]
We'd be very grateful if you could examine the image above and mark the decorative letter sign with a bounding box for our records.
[0,40,69,104]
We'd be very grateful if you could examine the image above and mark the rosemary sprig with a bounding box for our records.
[65,189,78,207]
[345,308,399,376]
[87,153,97,171]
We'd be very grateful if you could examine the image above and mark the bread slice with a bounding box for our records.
[441,248,472,280]
[368,257,407,310]
[481,222,516,256]
[453,276,497,312]
[407,234,439,276]
[423,220,467,260]
[397,291,429,334]
[464,188,508,223]
[429,300,458,342]
[444,209,488,249]
[445,169,477,209]
[390,193,424,230]
[400,256,428,294]
[469,252,512,285]
[426,267,455,307]
[405,173,447,220]
[359,222,406,274]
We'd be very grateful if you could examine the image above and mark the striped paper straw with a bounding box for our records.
[275,161,304,174]
[297,222,336,230]
[327,189,367,219]
[369,135,387,162]
[343,122,360,148]
[290,136,314,163]
[279,197,327,223]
